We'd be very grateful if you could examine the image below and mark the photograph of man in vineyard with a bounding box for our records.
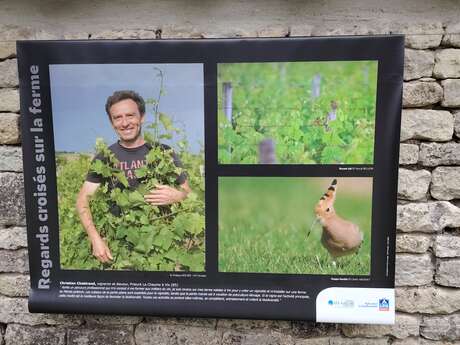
[218,177,372,275]
[218,61,377,164]
[50,64,205,271]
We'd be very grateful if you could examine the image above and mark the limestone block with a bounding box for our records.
[390,338,419,345]
[435,259,460,287]
[0,146,22,172]
[0,88,20,112]
[392,313,422,339]
[0,296,82,325]
[0,41,15,60]
[294,337,330,345]
[396,202,460,233]
[222,330,294,345]
[441,79,460,107]
[402,81,442,107]
[405,35,442,50]
[329,337,389,345]
[0,249,28,273]
[311,22,390,37]
[217,319,290,331]
[0,113,20,144]
[454,110,460,138]
[393,337,457,345]
[0,24,35,41]
[289,25,314,37]
[431,167,460,200]
[83,315,143,326]
[291,321,339,337]
[404,49,435,80]
[33,30,60,40]
[341,313,420,339]
[0,273,29,297]
[63,32,90,40]
[398,168,431,201]
[395,253,433,286]
[397,22,443,49]
[396,286,460,314]
[433,235,460,258]
[399,144,419,165]
[225,331,296,345]
[135,323,221,345]
[201,28,258,39]
[421,314,460,341]
[443,23,460,47]
[396,234,432,253]
[257,26,289,37]
[0,24,53,76]
[146,316,216,328]
[68,327,135,345]
[419,142,460,167]
[160,25,203,39]
[4,324,66,345]
[400,110,453,142]
[434,49,460,78]
[90,29,157,40]
[0,226,27,249]
[0,58,18,87]
[5,27,57,41]
[0,172,25,226]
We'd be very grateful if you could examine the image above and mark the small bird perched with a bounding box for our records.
[311,179,363,261]
[311,100,338,131]
[324,100,338,131]
[327,100,338,122]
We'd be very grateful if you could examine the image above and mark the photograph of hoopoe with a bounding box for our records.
[310,179,364,264]
[219,177,372,275]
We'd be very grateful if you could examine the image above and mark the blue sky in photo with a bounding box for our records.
[49,63,204,153]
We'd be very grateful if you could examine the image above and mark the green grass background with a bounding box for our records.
[218,177,372,275]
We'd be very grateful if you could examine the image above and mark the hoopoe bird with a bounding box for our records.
[313,179,363,260]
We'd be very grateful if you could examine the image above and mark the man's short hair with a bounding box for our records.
[105,90,146,120]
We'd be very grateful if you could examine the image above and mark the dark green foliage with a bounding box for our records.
[58,102,205,271]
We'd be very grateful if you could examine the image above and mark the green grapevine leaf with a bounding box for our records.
[153,228,174,250]
[135,166,148,179]
[159,112,174,131]
[114,171,129,188]
[128,190,145,206]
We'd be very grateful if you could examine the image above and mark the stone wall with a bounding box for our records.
[0,8,460,345]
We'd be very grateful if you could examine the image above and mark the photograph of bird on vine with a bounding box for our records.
[51,64,205,271]
[218,177,372,275]
[218,61,377,164]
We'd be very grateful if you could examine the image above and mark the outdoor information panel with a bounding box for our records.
[17,36,403,323]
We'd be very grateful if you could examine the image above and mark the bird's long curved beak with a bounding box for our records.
[306,217,319,239]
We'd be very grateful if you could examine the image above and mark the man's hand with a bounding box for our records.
[90,235,113,263]
[76,181,113,263]
[144,184,187,206]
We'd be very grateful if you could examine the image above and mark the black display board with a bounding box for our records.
[17,36,403,323]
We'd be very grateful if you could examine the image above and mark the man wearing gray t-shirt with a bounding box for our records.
[76,90,190,263]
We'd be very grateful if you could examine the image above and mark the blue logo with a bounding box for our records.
[327,299,354,308]
[379,298,389,311]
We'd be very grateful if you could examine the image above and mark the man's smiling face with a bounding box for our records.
[109,99,145,147]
